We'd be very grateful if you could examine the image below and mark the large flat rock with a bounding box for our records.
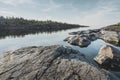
[0,45,111,80]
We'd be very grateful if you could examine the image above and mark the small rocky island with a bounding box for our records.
[64,29,120,47]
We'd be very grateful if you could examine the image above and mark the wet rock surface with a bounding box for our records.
[0,45,112,80]
[64,29,120,47]
[94,45,120,71]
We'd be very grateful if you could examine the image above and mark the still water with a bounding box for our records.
[0,27,120,61]
[0,27,120,78]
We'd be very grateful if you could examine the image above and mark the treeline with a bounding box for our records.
[0,16,88,38]
[105,22,120,32]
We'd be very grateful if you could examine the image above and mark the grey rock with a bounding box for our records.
[69,29,100,35]
[0,45,110,80]
[65,29,100,47]
[94,45,120,71]
[89,33,99,41]
[100,30,120,45]
[64,36,91,47]
[65,29,120,47]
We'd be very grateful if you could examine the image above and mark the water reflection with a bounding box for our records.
[0,27,90,54]
[0,27,80,39]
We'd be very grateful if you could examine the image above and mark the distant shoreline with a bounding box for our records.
[0,16,88,39]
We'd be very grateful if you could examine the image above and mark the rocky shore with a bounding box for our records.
[0,28,120,80]
[64,29,120,47]
[0,45,118,80]
[63,28,120,79]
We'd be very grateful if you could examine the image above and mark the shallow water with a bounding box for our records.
[0,27,90,54]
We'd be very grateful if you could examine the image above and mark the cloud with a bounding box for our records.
[0,8,17,17]
[41,0,63,12]
[65,0,120,28]
[34,0,76,12]
[0,0,119,28]
[0,10,17,16]
[0,0,34,6]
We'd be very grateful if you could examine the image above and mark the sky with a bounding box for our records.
[0,0,120,28]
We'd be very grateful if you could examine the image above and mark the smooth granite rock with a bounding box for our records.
[94,45,120,71]
[64,36,91,47]
[99,30,120,45]
[0,45,111,80]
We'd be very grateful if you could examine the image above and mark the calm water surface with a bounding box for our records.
[0,27,120,61]
[0,27,120,78]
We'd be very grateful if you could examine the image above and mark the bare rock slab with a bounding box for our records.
[0,45,110,80]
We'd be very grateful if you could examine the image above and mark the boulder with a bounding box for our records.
[64,29,101,47]
[94,45,120,71]
[64,36,91,47]
[100,30,120,45]
[0,45,110,80]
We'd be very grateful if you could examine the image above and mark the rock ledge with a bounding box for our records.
[0,45,110,80]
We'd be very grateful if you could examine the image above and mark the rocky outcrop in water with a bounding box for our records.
[64,29,100,47]
[94,45,120,71]
[100,30,120,45]
[0,45,111,80]
[64,29,120,47]
[64,36,91,47]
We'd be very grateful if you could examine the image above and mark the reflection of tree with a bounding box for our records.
[0,16,88,39]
